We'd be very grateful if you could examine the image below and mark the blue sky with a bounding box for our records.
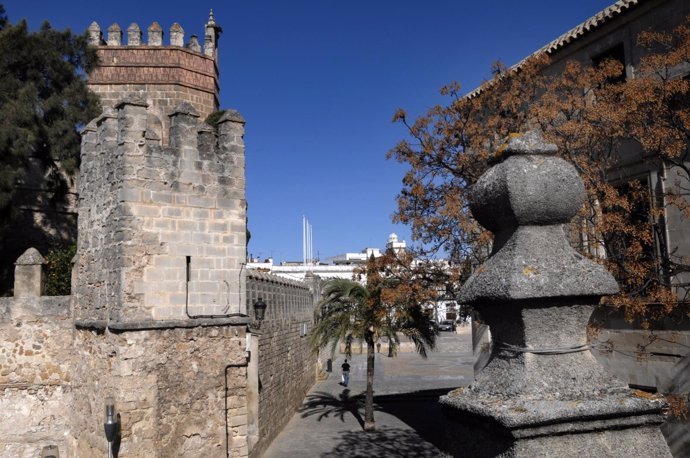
[6,0,615,263]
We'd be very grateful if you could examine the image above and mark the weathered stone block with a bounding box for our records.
[13,248,45,298]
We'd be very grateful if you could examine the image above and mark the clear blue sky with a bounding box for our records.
[6,0,614,263]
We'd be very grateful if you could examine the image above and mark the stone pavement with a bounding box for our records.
[261,329,474,458]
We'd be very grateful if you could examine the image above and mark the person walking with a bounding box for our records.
[341,359,351,386]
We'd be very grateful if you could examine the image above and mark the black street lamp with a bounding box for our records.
[253,297,267,326]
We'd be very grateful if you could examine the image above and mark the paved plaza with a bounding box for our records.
[262,328,474,457]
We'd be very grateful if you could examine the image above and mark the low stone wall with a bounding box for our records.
[589,307,690,457]
[0,296,72,458]
[0,293,251,458]
[246,271,317,457]
[0,251,322,457]
[71,322,249,457]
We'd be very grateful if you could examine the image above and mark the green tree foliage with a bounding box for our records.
[0,5,100,292]
[204,109,227,126]
[44,243,76,296]
[0,5,7,31]
[309,250,440,431]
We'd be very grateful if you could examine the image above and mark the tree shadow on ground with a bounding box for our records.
[373,388,452,452]
[298,389,366,428]
[323,427,448,458]
[298,388,454,457]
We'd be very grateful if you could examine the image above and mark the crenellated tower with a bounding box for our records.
[86,12,221,144]
[70,96,250,455]
[74,96,247,324]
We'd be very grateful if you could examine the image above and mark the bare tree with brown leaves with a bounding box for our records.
[389,17,690,324]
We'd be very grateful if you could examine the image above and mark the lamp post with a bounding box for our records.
[104,402,118,458]
[253,297,267,328]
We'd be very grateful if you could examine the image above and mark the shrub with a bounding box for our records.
[44,244,76,296]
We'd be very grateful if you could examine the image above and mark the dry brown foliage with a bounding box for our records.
[389,17,690,322]
[355,248,461,323]
[666,394,690,420]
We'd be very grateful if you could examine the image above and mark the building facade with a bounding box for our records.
[469,1,690,453]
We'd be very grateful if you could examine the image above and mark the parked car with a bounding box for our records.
[438,320,455,332]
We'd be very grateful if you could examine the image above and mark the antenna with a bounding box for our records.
[303,216,313,266]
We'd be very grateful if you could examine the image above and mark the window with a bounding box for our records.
[604,177,658,294]
[592,43,626,84]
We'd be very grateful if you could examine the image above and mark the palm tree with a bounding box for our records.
[309,252,438,431]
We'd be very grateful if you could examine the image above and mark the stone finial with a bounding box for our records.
[440,130,670,457]
[147,22,163,46]
[14,248,45,297]
[16,248,45,266]
[87,21,102,46]
[169,102,200,118]
[459,131,621,395]
[107,23,122,46]
[217,109,246,125]
[127,23,142,46]
[492,130,558,162]
[187,34,201,53]
[461,131,617,302]
[204,9,222,58]
[115,94,149,109]
[170,23,184,47]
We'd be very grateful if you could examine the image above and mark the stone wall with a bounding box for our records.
[0,295,72,458]
[246,271,318,457]
[0,251,325,457]
[71,322,249,457]
[1,219,252,458]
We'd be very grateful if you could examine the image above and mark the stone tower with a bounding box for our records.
[74,97,247,323]
[86,12,221,144]
[70,97,250,455]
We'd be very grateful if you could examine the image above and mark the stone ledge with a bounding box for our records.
[75,316,250,332]
[440,388,667,437]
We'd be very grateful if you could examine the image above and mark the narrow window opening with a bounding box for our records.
[592,43,626,84]
[186,256,191,282]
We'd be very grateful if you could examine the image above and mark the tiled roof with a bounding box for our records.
[533,0,640,58]
[467,0,642,98]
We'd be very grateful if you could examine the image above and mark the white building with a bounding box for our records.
[247,233,405,281]
[327,247,381,266]
[386,233,406,253]
[247,234,460,321]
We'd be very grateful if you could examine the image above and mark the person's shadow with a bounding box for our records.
[298,389,365,429]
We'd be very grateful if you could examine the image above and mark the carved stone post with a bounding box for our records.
[441,132,671,457]
[14,248,45,297]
